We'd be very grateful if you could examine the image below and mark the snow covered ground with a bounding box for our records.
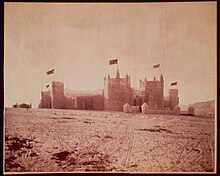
[4,108,215,173]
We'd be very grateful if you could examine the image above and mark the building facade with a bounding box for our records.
[39,69,179,111]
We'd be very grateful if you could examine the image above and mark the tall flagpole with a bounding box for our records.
[153,63,161,80]
[50,69,54,109]
[159,65,161,75]
[61,62,64,82]
[51,75,53,109]
[41,79,43,92]
[50,83,53,109]
[53,72,55,82]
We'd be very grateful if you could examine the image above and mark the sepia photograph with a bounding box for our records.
[4,1,216,174]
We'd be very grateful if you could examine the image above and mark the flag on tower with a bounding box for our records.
[171,82,177,86]
[153,63,160,68]
[109,59,118,65]
[47,69,54,75]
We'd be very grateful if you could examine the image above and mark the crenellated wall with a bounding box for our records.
[39,72,178,112]
[64,97,76,109]
[92,95,104,110]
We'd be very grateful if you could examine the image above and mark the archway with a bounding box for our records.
[133,99,137,106]
[133,96,143,112]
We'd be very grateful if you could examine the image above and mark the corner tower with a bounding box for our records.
[169,88,179,110]
[40,90,51,108]
[52,81,65,109]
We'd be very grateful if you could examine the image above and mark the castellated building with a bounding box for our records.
[39,68,179,111]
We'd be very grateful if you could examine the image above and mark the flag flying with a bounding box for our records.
[46,84,49,88]
[109,59,118,65]
[171,82,177,86]
[153,64,160,68]
[47,69,54,75]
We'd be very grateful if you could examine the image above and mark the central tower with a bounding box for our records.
[104,69,132,111]
[140,74,164,110]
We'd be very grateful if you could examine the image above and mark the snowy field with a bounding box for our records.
[4,108,215,173]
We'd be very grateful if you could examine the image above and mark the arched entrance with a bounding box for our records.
[133,96,143,112]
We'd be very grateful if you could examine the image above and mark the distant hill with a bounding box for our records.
[180,100,215,117]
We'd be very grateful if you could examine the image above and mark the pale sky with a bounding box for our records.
[4,2,216,108]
